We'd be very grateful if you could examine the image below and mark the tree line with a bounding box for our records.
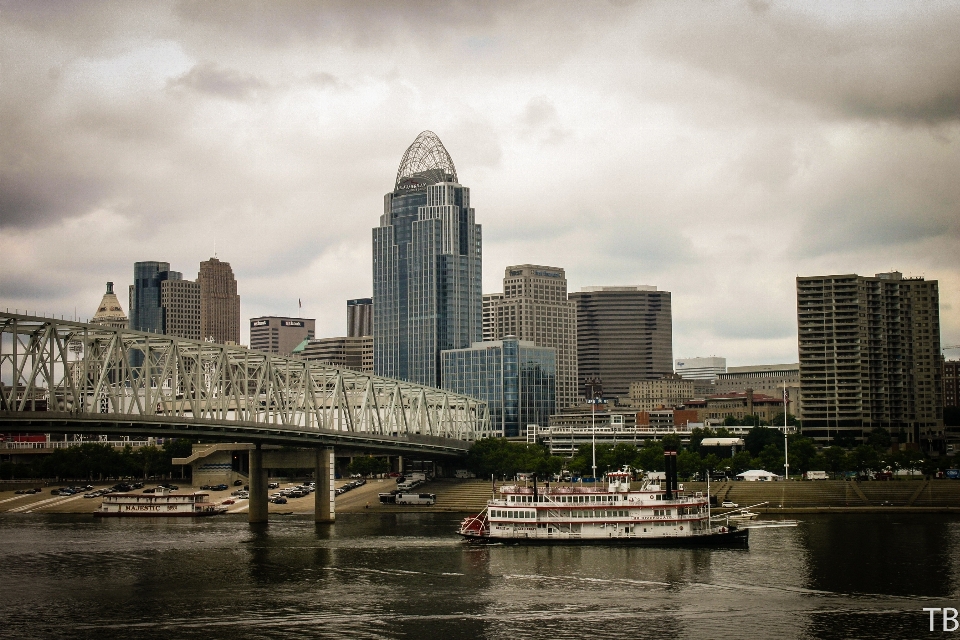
[1,439,194,482]
[465,425,949,481]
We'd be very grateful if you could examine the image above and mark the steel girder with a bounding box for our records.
[0,313,490,447]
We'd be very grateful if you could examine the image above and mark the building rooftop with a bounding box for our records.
[394,130,458,191]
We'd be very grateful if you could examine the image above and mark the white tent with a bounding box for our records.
[737,469,781,481]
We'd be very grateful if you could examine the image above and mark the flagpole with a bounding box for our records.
[783,383,790,480]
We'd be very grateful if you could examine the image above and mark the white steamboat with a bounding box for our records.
[459,451,748,546]
[95,488,226,517]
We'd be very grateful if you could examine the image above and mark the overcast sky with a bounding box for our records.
[2,1,959,365]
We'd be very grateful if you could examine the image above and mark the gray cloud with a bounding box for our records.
[168,62,265,100]
[1,0,959,357]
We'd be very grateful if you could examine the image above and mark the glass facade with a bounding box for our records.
[441,338,556,437]
[129,262,181,334]
[373,135,482,388]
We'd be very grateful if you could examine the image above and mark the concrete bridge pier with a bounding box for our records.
[315,448,335,523]
[248,443,269,524]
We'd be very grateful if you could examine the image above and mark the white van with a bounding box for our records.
[803,471,828,480]
[395,493,436,505]
[455,470,476,479]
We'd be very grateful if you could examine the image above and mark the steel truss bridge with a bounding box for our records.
[0,313,489,456]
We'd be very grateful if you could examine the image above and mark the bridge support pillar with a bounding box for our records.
[248,444,269,524]
[315,448,335,523]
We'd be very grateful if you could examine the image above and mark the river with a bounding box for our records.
[0,513,957,639]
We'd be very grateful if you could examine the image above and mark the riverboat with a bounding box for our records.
[458,450,748,546]
[95,488,226,517]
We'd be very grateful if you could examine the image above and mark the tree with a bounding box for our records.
[688,427,714,452]
[676,450,702,480]
[866,427,892,452]
[744,426,781,457]
[635,441,665,473]
[728,451,753,475]
[823,446,847,477]
[787,436,818,474]
[348,456,389,477]
[758,444,783,473]
[847,445,881,478]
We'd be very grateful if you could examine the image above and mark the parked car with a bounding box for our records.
[721,501,738,508]
[142,488,155,494]
[270,497,287,504]
[233,479,244,486]
[222,499,235,505]
[213,484,229,491]
[268,482,279,489]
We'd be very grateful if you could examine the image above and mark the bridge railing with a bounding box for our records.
[0,313,490,442]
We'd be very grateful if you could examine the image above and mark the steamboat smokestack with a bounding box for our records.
[664,446,678,500]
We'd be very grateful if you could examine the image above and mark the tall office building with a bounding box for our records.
[347,298,373,337]
[675,356,727,380]
[129,261,175,333]
[569,285,673,401]
[373,131,482,387]
[442,337,556,438]
[485,265,577,409]
[797,272,944,452]
[250,316,315,355]
[160,279,200,340]
[91,282,128,329]
[198,257,240,344]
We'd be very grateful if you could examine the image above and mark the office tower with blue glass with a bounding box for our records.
[442,337,556,438]
[373,131,482,387]
[129,261,178,333]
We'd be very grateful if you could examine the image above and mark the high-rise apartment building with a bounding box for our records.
[129,261,174,333]
[91,282,128,329]
[160,278,200,340]
[372,131,482,387]
[198,257,240,344]
[347,298,373,338]
[484,265,577,409]
[441,337,556,437]
[675,356,727,380]
[482,293,503,342]
[569,285,673,401]
[797,272,944,451]
[249,316,315,355]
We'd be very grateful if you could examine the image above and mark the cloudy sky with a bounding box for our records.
[2,0,959,364]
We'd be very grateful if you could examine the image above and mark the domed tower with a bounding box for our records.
[373,131,482,387]
[91,282,129,329]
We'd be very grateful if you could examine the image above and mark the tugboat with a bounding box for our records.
[458,448,748,546]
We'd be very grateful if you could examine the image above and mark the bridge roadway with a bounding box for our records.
[0,312,486,523]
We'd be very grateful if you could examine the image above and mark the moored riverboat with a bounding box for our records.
[459,450,748,546]
[95,488,226,517]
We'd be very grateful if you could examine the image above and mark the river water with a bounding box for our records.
[0,513,958,639]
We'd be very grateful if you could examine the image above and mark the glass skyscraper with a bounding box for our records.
[441,337,556,438]
[373,131,482,387]
[129,261,182,334]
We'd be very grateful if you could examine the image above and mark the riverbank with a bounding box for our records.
[1,477,958,515]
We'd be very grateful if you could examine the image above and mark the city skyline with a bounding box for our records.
[2,2,959,365]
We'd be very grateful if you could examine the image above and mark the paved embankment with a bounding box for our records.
[1,479,957,516]
[684,479,960,513]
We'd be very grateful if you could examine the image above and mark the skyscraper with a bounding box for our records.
[485,265,578,409]
[160,278,200,340]
[797,271,944,452]
[347,298,373,337]
[569,285,673,401]
[373,131,482,387]
[129,261,175,333]
[198,257,240,344]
